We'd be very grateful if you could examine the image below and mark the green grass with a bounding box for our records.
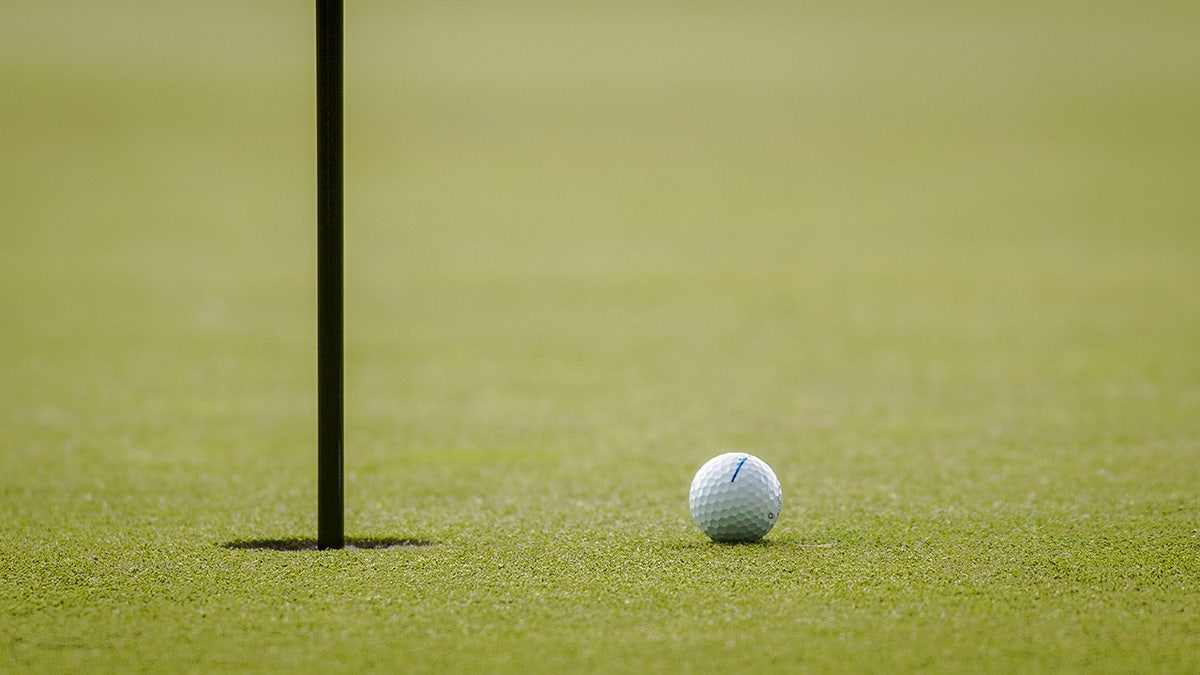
[3,1,1199,672]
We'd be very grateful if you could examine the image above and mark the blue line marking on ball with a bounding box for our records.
[730,456,748,482]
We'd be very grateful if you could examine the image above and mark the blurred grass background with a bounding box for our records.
[2,1,1199,671]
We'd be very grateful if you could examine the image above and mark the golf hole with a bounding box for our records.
[222,537,435,551]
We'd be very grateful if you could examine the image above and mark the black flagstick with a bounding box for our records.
[316,0,344,550]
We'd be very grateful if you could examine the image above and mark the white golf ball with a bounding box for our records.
[689,452,782,542]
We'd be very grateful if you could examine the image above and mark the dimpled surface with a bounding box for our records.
[689,453,782,542]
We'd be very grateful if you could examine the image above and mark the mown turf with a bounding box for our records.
[2,1,1199,672]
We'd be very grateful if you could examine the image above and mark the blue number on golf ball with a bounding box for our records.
[689,453,782,542]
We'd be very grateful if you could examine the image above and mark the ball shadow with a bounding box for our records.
[671,537,837,551]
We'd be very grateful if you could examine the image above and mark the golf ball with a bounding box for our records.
[689,453,782,542]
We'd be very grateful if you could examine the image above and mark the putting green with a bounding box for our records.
[2,1,1198,672]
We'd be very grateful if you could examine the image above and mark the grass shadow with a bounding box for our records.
[222,537,435,551]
